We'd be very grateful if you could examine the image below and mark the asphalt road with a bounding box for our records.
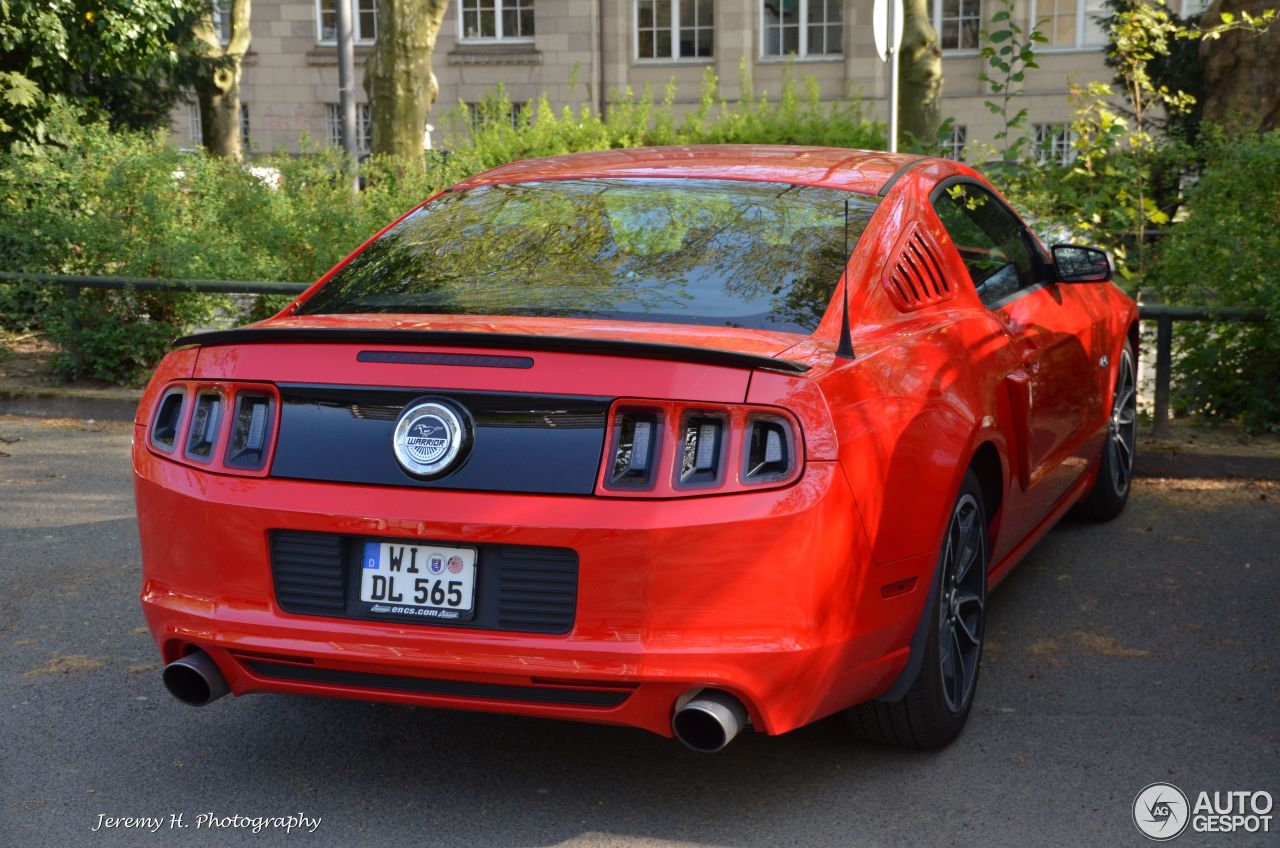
[1,414,1277,848]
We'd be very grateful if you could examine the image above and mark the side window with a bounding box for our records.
[932,182,1036,306]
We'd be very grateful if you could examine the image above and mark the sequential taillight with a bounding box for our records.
[597,400,802,498]
[743,415,794,482]
[146,381,279,476]
[677,413,727,488]
[607,410,661,489]
[225,393,274,470]
[149,388,186,453]
[184,393,223,462]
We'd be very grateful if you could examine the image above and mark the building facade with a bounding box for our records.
[173,0,1210,161]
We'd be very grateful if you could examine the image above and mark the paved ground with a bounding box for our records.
[1,414,1277,848]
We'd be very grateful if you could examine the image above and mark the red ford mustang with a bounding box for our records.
[135,146,1138,752]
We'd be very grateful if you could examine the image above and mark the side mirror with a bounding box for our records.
[1052,244,1111,283]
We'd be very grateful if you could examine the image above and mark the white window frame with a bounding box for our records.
[759,0,843,61]
[325,103,372,154]
[457,0,536,44]
[1028,0,1110,50]
[942,124,967,161]
[634,0,714,63]
[933,0,982,53]
[212,0,232,44]
[316,0,378,45]
[188,101,203,143]
[1033,123,1078,166]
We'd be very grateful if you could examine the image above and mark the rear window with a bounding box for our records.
[297,177,880,334]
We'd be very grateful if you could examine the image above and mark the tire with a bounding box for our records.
[846,469,988,749]
[1074,340,1137,522]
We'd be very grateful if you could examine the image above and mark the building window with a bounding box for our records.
[761,0,843,59]
[188,102,203,143]
[1029,0,1109,48]
[326,103,372,153]
[1033,123,1077,166]
[239,103,250,147]
[459,0,535,42]
[212,0,232,43]
[317,0,378,44]
[942,124,967,161]
[636,0,713,61]
[934,0,981,51]
[463,100,527,130]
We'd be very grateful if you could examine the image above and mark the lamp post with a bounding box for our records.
[335,0,360,193]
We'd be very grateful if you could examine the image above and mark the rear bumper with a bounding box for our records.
[135,431,926,737]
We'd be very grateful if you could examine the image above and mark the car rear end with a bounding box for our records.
[134,157,920,746]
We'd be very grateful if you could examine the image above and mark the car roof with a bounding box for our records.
[452,145,928,196]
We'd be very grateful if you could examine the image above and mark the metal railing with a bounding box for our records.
[1,273,1268,435]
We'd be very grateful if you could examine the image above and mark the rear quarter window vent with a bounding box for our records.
[883,225,954,312]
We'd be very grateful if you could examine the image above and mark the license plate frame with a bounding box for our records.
[357,540,478,622]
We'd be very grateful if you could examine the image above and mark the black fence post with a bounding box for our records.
[1152,313,1173,440]
[62,281,84,376]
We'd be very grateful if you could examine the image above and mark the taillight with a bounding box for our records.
[184,392,223,462]
[743,414,795,482]
[607,410,661,490]
[677,412,727,489]
[146,380,278,476]
[149,387,186,453]
[596,400,801,497]
[225,393,274,470]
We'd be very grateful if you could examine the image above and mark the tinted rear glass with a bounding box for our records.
[297,178,880,333]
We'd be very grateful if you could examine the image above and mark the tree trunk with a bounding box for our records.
[193,0,252,161]
[365,0,450,160]
[898,0,943,146]
[1200,0,1280,132]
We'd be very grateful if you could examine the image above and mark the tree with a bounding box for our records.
[0,0,204,147]
[192,0,252,160]
[364,0,451,159]
[1200,0,1280,132]
[898,0,943,146]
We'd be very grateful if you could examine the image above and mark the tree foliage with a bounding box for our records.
[0,0,205,147]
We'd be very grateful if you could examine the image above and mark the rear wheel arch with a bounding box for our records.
[968,440,1004,544]
[872,442,998,705]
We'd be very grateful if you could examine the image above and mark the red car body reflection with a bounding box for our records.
[135,146,1138,750]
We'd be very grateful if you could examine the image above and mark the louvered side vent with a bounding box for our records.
[884,227,954,312]
[271,531,347,614]
[496,546,578,634]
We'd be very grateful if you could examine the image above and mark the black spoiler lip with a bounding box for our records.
[172,327,810,374]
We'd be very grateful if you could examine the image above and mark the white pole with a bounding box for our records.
[335,0,359,192]
[887,0,899,153]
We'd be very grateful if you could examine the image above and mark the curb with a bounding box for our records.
[0,387,141,422]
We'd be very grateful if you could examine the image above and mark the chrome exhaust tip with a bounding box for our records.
[162,649,229,707]
[672,689,749,752]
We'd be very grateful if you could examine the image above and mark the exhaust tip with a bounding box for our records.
[162,650,229,707]
[672,689,749,753]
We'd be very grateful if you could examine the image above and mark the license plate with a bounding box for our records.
[359,541,477,621]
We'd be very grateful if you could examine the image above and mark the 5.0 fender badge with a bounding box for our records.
[392,399,470,478]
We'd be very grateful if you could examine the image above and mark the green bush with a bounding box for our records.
[1147,129,1280,431]
[1,72,882,385]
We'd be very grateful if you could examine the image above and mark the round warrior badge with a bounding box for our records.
[392,400,468,477]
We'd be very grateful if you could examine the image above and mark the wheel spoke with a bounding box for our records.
[950,628,966,704]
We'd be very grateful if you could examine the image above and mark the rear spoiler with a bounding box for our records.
[172,327,810,374]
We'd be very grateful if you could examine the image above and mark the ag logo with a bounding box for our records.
[392,400,469,478]
[1134,783,1190,841]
